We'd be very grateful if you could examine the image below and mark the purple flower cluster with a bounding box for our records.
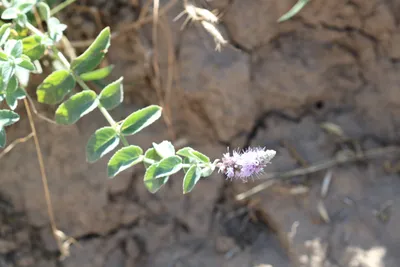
[216,147,276,182]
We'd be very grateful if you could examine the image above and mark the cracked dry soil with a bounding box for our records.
[1,0,400,266]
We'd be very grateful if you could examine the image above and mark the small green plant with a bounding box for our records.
[0,0,278,196]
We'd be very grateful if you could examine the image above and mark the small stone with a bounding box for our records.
[215,236,236,253]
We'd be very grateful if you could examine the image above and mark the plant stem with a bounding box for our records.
[50,0,77,16]
[23,98,63,252]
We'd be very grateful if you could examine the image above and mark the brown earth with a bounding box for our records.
[1,0,400,266]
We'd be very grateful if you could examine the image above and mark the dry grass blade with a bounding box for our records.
[23,99,64,257]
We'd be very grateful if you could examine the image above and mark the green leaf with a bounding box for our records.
[55,90,98,125]
[0,128,5,148]
[37,70,76,104]
[98,77,123,110]
[152,140,175,158]
[18,2,35,14]
[37,2,51,21]
[86,126,119,163]
[120,105,162,136]
[5,40,23,58]
[1,62,14,87]
[71,27,111,75]
[153,155,182,178]
[107,145,143,177]
[0,24,11,47]
[1,8,19,20]
[5,76,18,110]
[22,35,45,60]
[144,164,169,193]
[183,165,202,194]
[143,147,162,168]
[0,109,19,128]
[17,55,35,71]
[6,86,25,110]
[0,51,8,61]
[176,147,210,163]
[80,65,114,81]
[278,0,309,22]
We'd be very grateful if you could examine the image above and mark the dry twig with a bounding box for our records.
[0,133,34,160]
[236,146,400,201]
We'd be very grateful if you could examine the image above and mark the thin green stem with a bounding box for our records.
[26,22,44,36]
[141,157,209,168]
[50,0,77,16]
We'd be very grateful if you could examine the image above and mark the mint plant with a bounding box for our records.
[0,0,277,197]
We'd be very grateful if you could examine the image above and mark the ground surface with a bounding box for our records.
[1,0,400,266]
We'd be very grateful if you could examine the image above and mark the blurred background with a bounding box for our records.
[1,0,400,266]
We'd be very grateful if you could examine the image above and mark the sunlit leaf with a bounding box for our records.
[0,24,11,47]
[0,109,19,128]
[98,77,123,110]
[37,2,51,21]
[153,155,182,178]
[1,8,19,20]
[120,105,162,136]
[22,35,45,60]
[37,70,75,104]
[107,145,143,177]
[55,90,98,125]
[86,126,119,163]
[183,165,202,194]
[71,27,111,75]
[80,65,114,81]
[144,164,169,193]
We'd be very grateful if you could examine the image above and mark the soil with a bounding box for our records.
[1,0,400,266]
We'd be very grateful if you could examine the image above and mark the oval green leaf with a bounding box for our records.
[0,128,5,148]
[37,70,76,104]
[80,65,114,81]
[0,109,19,128]
[71,27,111,75]
[152,140,175,158]
[144,164,169,193]
[5,76,18,110]
[107,145,143,177]
[55,90,98,125]
[153,155,182,178]
[86,126,119,163]
[1,62,15,86]
[37,2,50,21]
[99,77,123,110]
[1,8,18,20]
[120,105,162,135]
[22,35,45,61]
[176,147,210,163]
[0,24,11,47]
[183,165,202,194]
